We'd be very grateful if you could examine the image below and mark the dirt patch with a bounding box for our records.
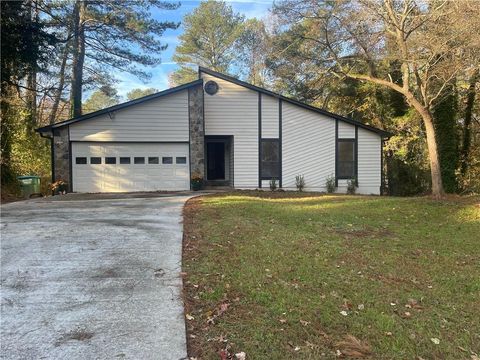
[182,197,203,358]
[55,328,94,347]
[336,335,372,358]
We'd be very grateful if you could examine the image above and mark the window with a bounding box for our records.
[162,157,173,164]
[120,157,131,164]
[148,157,159,164]
[176,157,187,164]
[76,157,87,165]
[134,157,145,164]
[260,139,280,179]
[105,157,116,164]
[337,140,355,178]
[90,157,101,164]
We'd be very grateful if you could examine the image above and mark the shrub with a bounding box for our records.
[295,174,305,192]
[269,178,277,191]
[325,174,336,193]
[347,177,357,194]
[49,180,68,195]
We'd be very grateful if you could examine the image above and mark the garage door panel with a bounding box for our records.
[175,168,188,177]
[72,143,189,192]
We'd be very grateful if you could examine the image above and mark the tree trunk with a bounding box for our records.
[460,69,478,176]
[407,95,445,198]
[26,71,37,132]
[26,0,38,133]
[345,71,446,198]
[70,0,86,118]
[50,36,70,124]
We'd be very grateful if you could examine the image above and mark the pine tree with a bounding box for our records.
[171,0,244,85]
[69,0,179,117]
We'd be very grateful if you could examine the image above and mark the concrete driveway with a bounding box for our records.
[1,195,191,360]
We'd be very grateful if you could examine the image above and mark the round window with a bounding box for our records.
[204,80,219,95]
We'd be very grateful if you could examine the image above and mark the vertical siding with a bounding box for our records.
[282,102,335,190]
[357,128,381,194]
[338,121,355,138]
[261,94,279,138]
[69,91,189,142]
[202,73,258,188]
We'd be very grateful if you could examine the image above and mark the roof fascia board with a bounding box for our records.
[198,66,392,138]
[36,79,204,133]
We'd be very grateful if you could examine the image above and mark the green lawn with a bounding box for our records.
[182,193,480,359]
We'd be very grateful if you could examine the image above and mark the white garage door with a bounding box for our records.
[72,142,190,192]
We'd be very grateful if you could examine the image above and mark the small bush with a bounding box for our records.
[347,177,357,194]
[269,178,277,191]
[295,174,305,192]
[325,174,336,193]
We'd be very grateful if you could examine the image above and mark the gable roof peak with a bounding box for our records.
[198,66,392,138]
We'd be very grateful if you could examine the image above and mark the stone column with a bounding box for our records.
[53,127,71,191]
[188,84,205,181]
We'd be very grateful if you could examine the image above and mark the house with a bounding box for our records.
[36,67,391,194]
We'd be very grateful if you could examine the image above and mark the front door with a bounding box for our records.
[207,142,225,180]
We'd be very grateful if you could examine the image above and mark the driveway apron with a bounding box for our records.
[1,196,191,360]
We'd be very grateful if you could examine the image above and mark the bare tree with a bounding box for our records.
[274,0,480,198]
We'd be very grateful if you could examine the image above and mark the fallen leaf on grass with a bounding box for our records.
[218,303,229,315]
[235,352,246,360]
[219,349,228,360]
[287,341,300,352]
[207,302,230,325]
[186,314,194,321]
[407,298,423,310]
[336,335,372,358]
[300,320,310,326]
[342,300,353,310]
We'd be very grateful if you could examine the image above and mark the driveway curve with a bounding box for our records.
[1,195,191,360]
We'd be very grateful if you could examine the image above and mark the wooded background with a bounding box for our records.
[2,0,479,198]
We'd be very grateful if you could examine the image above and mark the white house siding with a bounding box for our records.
[282,102,336,191]
[69,90,189,142]
[202,73,258,188]
[357,127,381,194]
[261,94,279,138]
[338,121,355,138]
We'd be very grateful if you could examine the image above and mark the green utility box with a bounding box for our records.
[17,176,41,198]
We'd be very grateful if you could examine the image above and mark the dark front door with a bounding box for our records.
[207,142,225,180]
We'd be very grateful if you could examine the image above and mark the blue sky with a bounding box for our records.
[114,0,274,97]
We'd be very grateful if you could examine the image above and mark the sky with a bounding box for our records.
[114,0,274,98]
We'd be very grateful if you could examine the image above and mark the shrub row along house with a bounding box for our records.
[37,68,391,194]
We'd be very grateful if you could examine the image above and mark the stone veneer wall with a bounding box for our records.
[53,127,71,191]
[188,84,205,181]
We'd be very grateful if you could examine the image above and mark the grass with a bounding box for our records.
[182,192,480,359]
